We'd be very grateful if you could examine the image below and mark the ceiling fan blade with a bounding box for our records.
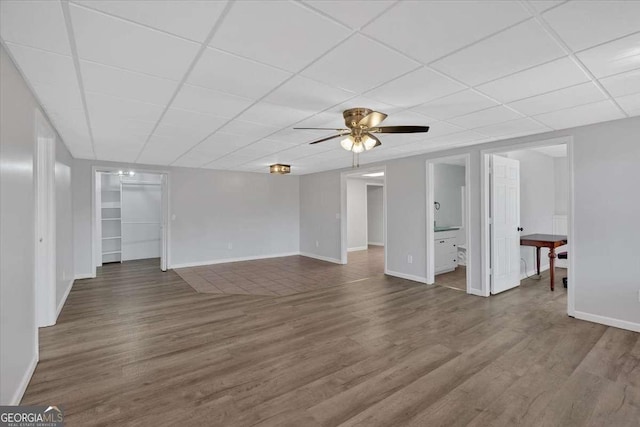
[358,111,388,128]
[365,133,382,148]
[371,125,430,134]
[309,133,349,145]
[294,127,349,132]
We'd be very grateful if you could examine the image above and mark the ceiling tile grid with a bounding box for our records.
[1,0,639,174]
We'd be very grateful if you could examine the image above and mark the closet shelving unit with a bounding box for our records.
[101,173,122,264]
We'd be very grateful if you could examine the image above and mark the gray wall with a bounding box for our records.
[347,179,368,250]
[434,164,465,228]
[298,116,640,329]
[367,186,384,245]
[299,170,342,262]
[554,156,569,215]
[55,139,74,309]
[73,159,300,274]
[505,150,556,276]
[1,45,74,404]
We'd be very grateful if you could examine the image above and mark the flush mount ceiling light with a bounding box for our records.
[270,164,291,174]
[294,108,429,167]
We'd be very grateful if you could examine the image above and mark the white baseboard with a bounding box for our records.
[368,242,384,246]
[299,252,343,265]
[56,279,73,318]
[10,353,38,405]
[574,311,640,333]
[385,269,427,284]
[520,264,551,280]
[74,273,95,280]
[348,246,368,252]
[170,252,300,269]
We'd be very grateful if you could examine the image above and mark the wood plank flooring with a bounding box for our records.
[176,246,384,296]
[22,258,640,426]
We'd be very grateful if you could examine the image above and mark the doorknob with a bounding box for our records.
[517,227,523,232]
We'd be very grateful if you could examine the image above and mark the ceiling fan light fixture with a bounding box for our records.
[352,140,365,154]
[340,135,354,151]
[362,135,377,151]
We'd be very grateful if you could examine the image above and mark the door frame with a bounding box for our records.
[34,109,57,327]
[340,165,387,267]
[480,136,575,316]
[91,166,171,275]
[425,154,473,294]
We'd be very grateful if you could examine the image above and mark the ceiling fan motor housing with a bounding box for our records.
[343,108,374,129]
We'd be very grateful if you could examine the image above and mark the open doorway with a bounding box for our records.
[340,167,386,273]
[481,137,574,313]
[426,154,472,293]
[92,168,169,274]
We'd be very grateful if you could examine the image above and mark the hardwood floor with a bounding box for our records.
[22,258,640,426]
[435,265,467,291]
[176,246,384,296]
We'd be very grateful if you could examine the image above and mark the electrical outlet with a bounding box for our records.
[315,240,319,248]
[407,255,413,264]
[228,242,233,250]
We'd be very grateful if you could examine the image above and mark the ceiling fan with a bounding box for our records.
[294,108,429,167]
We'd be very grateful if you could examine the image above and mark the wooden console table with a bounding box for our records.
[519,234,567,291]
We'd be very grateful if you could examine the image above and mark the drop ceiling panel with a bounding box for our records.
[600,68,640,97]
[70,3,200,80]
[136,134,198,165]
[474,117,551,138]
[239,101,314,128]
[0,0,71,55]
[210,0,351,72]
[542,0,640,51]
[301,34,421,93]
[303,0,394,30]
[72,0,227,42]
[449,106,523,129]
[534,100,625,130]
[2,0,637,174]
[158,108,227,139]
[188,48,292,99]
[216,119,280,139]
[528,1,565,13]
[577,33,640,78]
[171,84,254,118]
[412,90,498,120]
[615,93,640,116]
[195,132,257,156]
[432,19,565,86]
[476,57,589,103]
[508,82,606,116]
[364,67,465,108]
[5,43,77,88]
[362,1,530,64]
[85,92,165,125]
[80,60,178,106]
[265,76,355,112]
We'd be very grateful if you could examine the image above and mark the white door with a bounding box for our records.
[35,133,56,326]
[490,155,520,294]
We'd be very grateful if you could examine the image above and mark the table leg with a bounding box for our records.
[548,248,556,291]
[536,247,541,276]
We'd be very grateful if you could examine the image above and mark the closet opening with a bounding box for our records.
[92,168,169,274]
